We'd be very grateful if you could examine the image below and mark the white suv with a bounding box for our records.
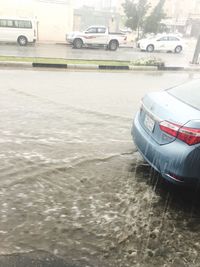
[138,35,184,53]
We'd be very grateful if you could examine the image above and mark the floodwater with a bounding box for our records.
[0,69,200,267]
[0,41,196,66]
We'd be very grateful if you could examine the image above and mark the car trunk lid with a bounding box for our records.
[139,91,200,145]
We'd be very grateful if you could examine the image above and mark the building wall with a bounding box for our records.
[0,0,73,42]
[74,7,120,32]
[34,0,73,42]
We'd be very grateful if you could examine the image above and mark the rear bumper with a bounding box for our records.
[132,112,200,184]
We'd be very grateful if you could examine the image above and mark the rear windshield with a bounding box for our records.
[168,80,200,110]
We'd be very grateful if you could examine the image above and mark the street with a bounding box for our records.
[0,40,196,66]
[1,69,200,267]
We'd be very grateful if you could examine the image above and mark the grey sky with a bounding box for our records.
[74,0,117,9]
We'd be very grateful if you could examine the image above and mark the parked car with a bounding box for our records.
[132,79,200,185]
[137,34,184,53]
[66,26,127,51]
[0,17,37,46]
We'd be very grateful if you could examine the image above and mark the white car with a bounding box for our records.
[66,26,127,51]
[138,35,184,53]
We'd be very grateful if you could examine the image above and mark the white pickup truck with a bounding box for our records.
[66,26,127,51]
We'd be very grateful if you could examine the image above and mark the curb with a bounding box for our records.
[32,62,67,68]
[182,67,200,72]
[99,65,129,70]
[0,61,32,68]
[67,64,98,70]
[0,61,200,72]
[129,65,158,71]
[158,66,185,71]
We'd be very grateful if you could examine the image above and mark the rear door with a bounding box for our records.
[96,27,108,44]
[168,36,181,50]
[156,36,168,51]
[84,27,108,45]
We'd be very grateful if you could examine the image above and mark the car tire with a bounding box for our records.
[146,44,154,52]
[73,38,83,49]
[175,46,182,53]
[109,40,119,51]
[17,36,28,46]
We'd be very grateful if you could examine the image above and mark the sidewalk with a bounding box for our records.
[0,58,200,72]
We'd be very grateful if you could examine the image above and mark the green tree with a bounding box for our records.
[122,0,150,36]
[144,0,166,34]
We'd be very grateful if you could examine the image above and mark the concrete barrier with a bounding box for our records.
[129,65,157,71]
[67,64,99,70]
[0,60,200,72]
[0,61,32,68]
[99,65,129,70]
[32,63,67,68]
[158,66,185,71]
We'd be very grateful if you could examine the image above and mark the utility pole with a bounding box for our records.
[192,35,200,64]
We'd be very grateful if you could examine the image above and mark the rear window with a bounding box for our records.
[168,36,180,41]
[0,19,14,27]
[97,27,106,33]
[14,20,32,29]
[168,80,200,110]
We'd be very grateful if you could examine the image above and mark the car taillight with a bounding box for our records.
[159,121,180,137]
[178,127,200,145]
[159,121,200,145]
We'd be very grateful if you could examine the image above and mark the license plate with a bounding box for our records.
[144,114,155,132]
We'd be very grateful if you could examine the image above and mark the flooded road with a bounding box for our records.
[0,69,200,267]
[0,41,196,66]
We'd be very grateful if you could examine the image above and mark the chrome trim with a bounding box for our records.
[141,102,162,123]
[164,173,184,183]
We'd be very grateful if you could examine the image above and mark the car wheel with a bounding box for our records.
[109,40,119,51]
[175,46,182,53]
[146,44,154,52]
[73,38,83,49]
[17,36,28,46]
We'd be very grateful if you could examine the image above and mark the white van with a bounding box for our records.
[0,17,37,46]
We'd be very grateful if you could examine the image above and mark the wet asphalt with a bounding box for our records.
[0,70,200,267]
[0,41,196,66]
[0,251,79,267]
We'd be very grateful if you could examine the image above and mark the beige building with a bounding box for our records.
[0,0,73,42]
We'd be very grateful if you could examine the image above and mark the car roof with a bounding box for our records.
[156,34,181,39]
[0,16,36,21]
[86,25,106,28]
